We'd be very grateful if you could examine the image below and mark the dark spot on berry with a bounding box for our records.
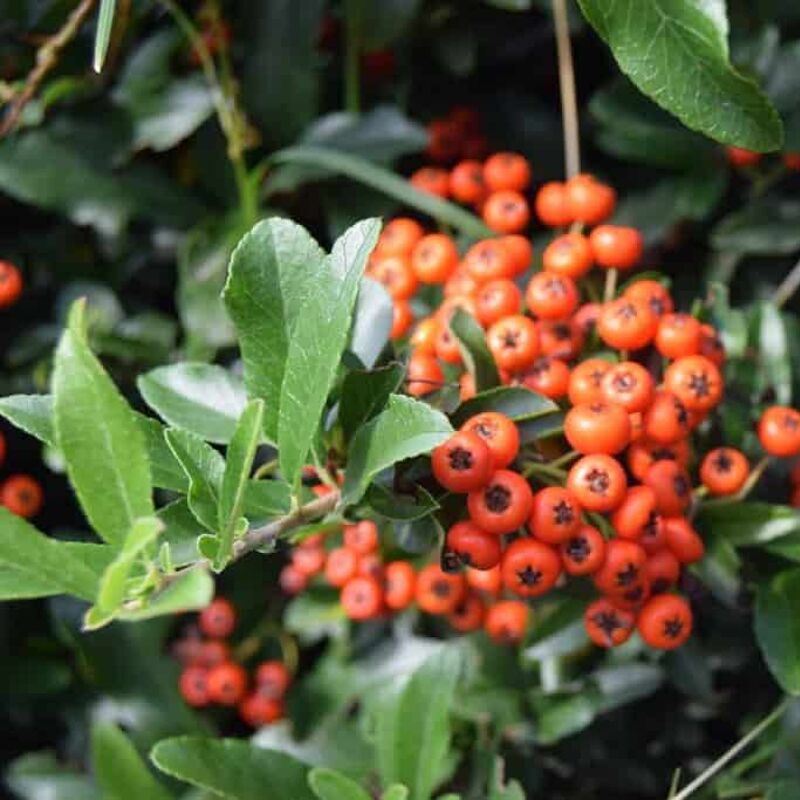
[586,468,610,496]
[516,565,542,586]
[616,562,639,587]
[485,484,512,513]
[501,330,520,349]
[448,446,474,471]
[687,371,711,398]
[432,580,452,598]
[712,449,733,473]
[441,548,461,573]
[615,302,638,321]
[663,616,684,639]
[565,536,590,563]
[552,499,575,526]
[783,413,800,431]
[613,371,636,392]
[673,474,690,498]
[590,368,606,387]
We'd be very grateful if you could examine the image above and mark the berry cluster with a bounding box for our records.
[338,129,800,654]
[174,597,292,727]
[280,517,531,644]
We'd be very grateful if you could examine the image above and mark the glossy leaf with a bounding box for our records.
[339,363,406,441]
[268,107,427,193]
[164,429,224,532]
[151,737,315,800]
[278,219,381,483]
[138,363,248,444]
[0,394,55,445]
[241,0,326,146]
[343,395,453,504]
[308,767,372,800]
[755,569,800,694]
[696,503,800,546]
[216,400,265,568]
[117,567,213,622]
[91,723,173,800]
[711,199,800,254]
[112,30,215,152]
[52,302,153,545]
[271,147,493,238]
[0,509,101,602]
[349,277,394,369]
[223,217,326,440]
[6,752,101,800]
[449,309,500,393]
[365,483,439,521]
[94,516,164,616]
[376,647,462,800]
[451,386,558,427]
[577,0,783,151]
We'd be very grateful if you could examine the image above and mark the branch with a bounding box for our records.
[231,490,340,561]
[552,0,580,178]
[0,0,97,138]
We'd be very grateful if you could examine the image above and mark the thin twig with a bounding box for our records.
[232,490,340,561]
[603,267,618,303]
[552,0,580,178]
[668,699,789,800]
[0,0,97,137]
[772,255,800,310]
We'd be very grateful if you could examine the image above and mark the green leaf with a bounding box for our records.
[138,363,248,444]
[241,0,326,146]
[0,128,202,236]
[116,567,213,622]
[308,768,371,800]
[349,277,394,369]
[394,515,443,554]
[151,737,315,800]
[271,147,493,238]
[756,303,792,405]
[285,589,347,645]
[136,414,190,493]
[53,301,153,545]
[576,0,783,151]
[91,723,173,800]
[278,219,381,483]
[696,503,800,546]
[488,759,525,800]
[343,395,453,505]
[0,394,55,445]
[267,107,427,194]
[590,77,716,169]
[451,386,559,427]
[112,30,215,152]
[223,217,327,441]
[382,787,410,800]
[158,500,203,567]
[95,516,164,615]
[376,647,462,800]
[711,199,800,254]
[449,309,500,393]
[531,691,598,745]
[216,400,265,568]
[6,752,101,800]
[339,363,405,441]
[365,483,439,521]
[755,569,800,694]
[93,0,117,72]
[164,429,224,532]
[0,509,100,601]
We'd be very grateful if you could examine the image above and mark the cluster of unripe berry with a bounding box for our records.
[174,597,292,727]
[0,430,43,520]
